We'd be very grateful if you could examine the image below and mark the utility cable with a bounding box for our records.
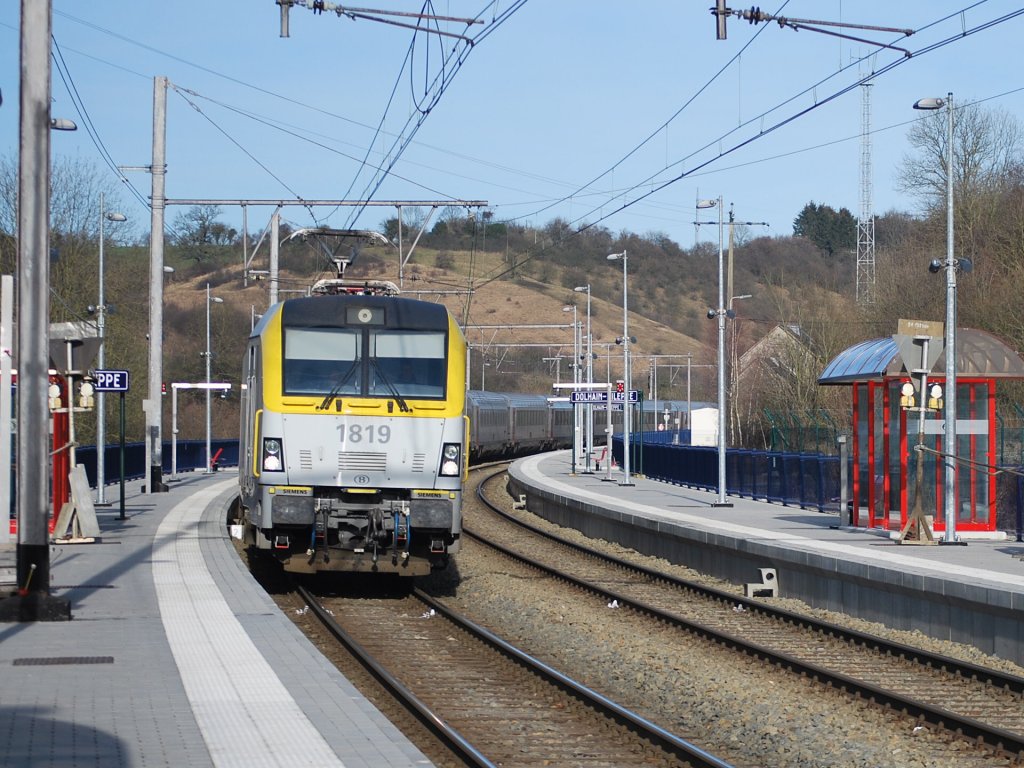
[465,7,1024,295]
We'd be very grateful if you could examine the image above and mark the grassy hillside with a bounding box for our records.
[76,225,853,448]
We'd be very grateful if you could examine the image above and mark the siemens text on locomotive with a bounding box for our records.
[238,281,468,576]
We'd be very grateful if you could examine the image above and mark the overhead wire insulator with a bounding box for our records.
[741,7,768,25]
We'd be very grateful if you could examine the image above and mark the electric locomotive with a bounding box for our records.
[238,280,467,576]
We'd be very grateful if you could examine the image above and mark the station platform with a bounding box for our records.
[0,472,432,768]
[508,451,1024,667]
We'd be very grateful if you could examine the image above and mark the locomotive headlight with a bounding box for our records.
[262,438,284,472]
[439,442,461,476]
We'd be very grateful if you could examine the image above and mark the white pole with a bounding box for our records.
[604,382,614,483]
[714,197,731,506]
[145,75,168,494]
[572,306,581,469]
[583,286,593,473]
[943,92,958,544]
[205,284,223,473]
[206,283,211,472]
[96,197,125,504]
[97,194,106,502]
[607,251,634,486]
[172,384,178,480]
[18,0,59,592]
[0,275,12,544]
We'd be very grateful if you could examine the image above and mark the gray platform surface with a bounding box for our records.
[509,451,1024,666]
[0,472,433,768]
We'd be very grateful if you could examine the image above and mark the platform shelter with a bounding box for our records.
[818,328,1024,535]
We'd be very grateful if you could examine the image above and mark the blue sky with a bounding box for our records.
[2,2,1023,249]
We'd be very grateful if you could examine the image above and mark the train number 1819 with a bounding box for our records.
[345,424,391,444]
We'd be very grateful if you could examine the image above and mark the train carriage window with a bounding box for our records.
[283,328,361,395]
[369,330,447,399]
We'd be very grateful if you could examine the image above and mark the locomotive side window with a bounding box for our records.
[369,330,446,399]
[283,328,361,395]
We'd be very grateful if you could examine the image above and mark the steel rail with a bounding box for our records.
[474,471,1024,760]
[296,583,496,768]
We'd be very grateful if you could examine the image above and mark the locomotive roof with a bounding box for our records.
[279,293,451,331]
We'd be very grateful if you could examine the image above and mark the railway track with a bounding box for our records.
[297,582,736,768]
[471,469,1024,764]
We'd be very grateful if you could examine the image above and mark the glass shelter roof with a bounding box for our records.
[819,328,1024,385]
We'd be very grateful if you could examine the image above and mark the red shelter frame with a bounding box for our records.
[849,377,996,533]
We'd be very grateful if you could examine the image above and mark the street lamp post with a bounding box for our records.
[697,198,733,507]
[204,283,224,473]
[914,92,963,544]
[563,304,581,472]
[574,285,593,473]
[606,251,634,486]
[95,195,126,504]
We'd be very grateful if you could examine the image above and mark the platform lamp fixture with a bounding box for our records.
[914,92,969,545]
[696,197,733,507]
[92,195,126,505]
[204,284,224,473]
[606,251,635,486]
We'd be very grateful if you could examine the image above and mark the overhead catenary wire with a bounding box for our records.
[500,2,1011,235]
[37,2,1023,306]
[51,36,151,212]
[465,6,1024,293]
[338,1,529,229]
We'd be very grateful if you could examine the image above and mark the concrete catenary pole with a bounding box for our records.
[10,0,69,617]
[145,76,168,493]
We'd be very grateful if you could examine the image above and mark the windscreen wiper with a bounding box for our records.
[317,359,360,411]
[369,358,411,413]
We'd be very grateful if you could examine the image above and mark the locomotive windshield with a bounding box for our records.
[283,327,446,399]
[369,330,446,399]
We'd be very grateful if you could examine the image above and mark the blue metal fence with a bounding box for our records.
[615,432,842,513]
[27,433,1024,542]
[613,432,1024,540]
[75,439,240,488]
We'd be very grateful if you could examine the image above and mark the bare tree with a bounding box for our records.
[897,100,1023,255]
[0,152,131,317]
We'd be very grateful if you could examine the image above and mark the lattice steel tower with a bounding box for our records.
[856,83,876,304]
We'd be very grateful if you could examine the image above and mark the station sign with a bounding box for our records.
[93,369,130,392]
[570,389,639,404]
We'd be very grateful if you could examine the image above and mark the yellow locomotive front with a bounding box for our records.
[239,290,467,576]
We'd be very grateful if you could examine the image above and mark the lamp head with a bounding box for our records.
[928,259,943,274]
[706,308,716,319]
[49,118,77,131]
[573,286,588,293]
[105,212,127,223]
[957,257,973,273]
[913,97,946,111]
[696,199,718,210]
